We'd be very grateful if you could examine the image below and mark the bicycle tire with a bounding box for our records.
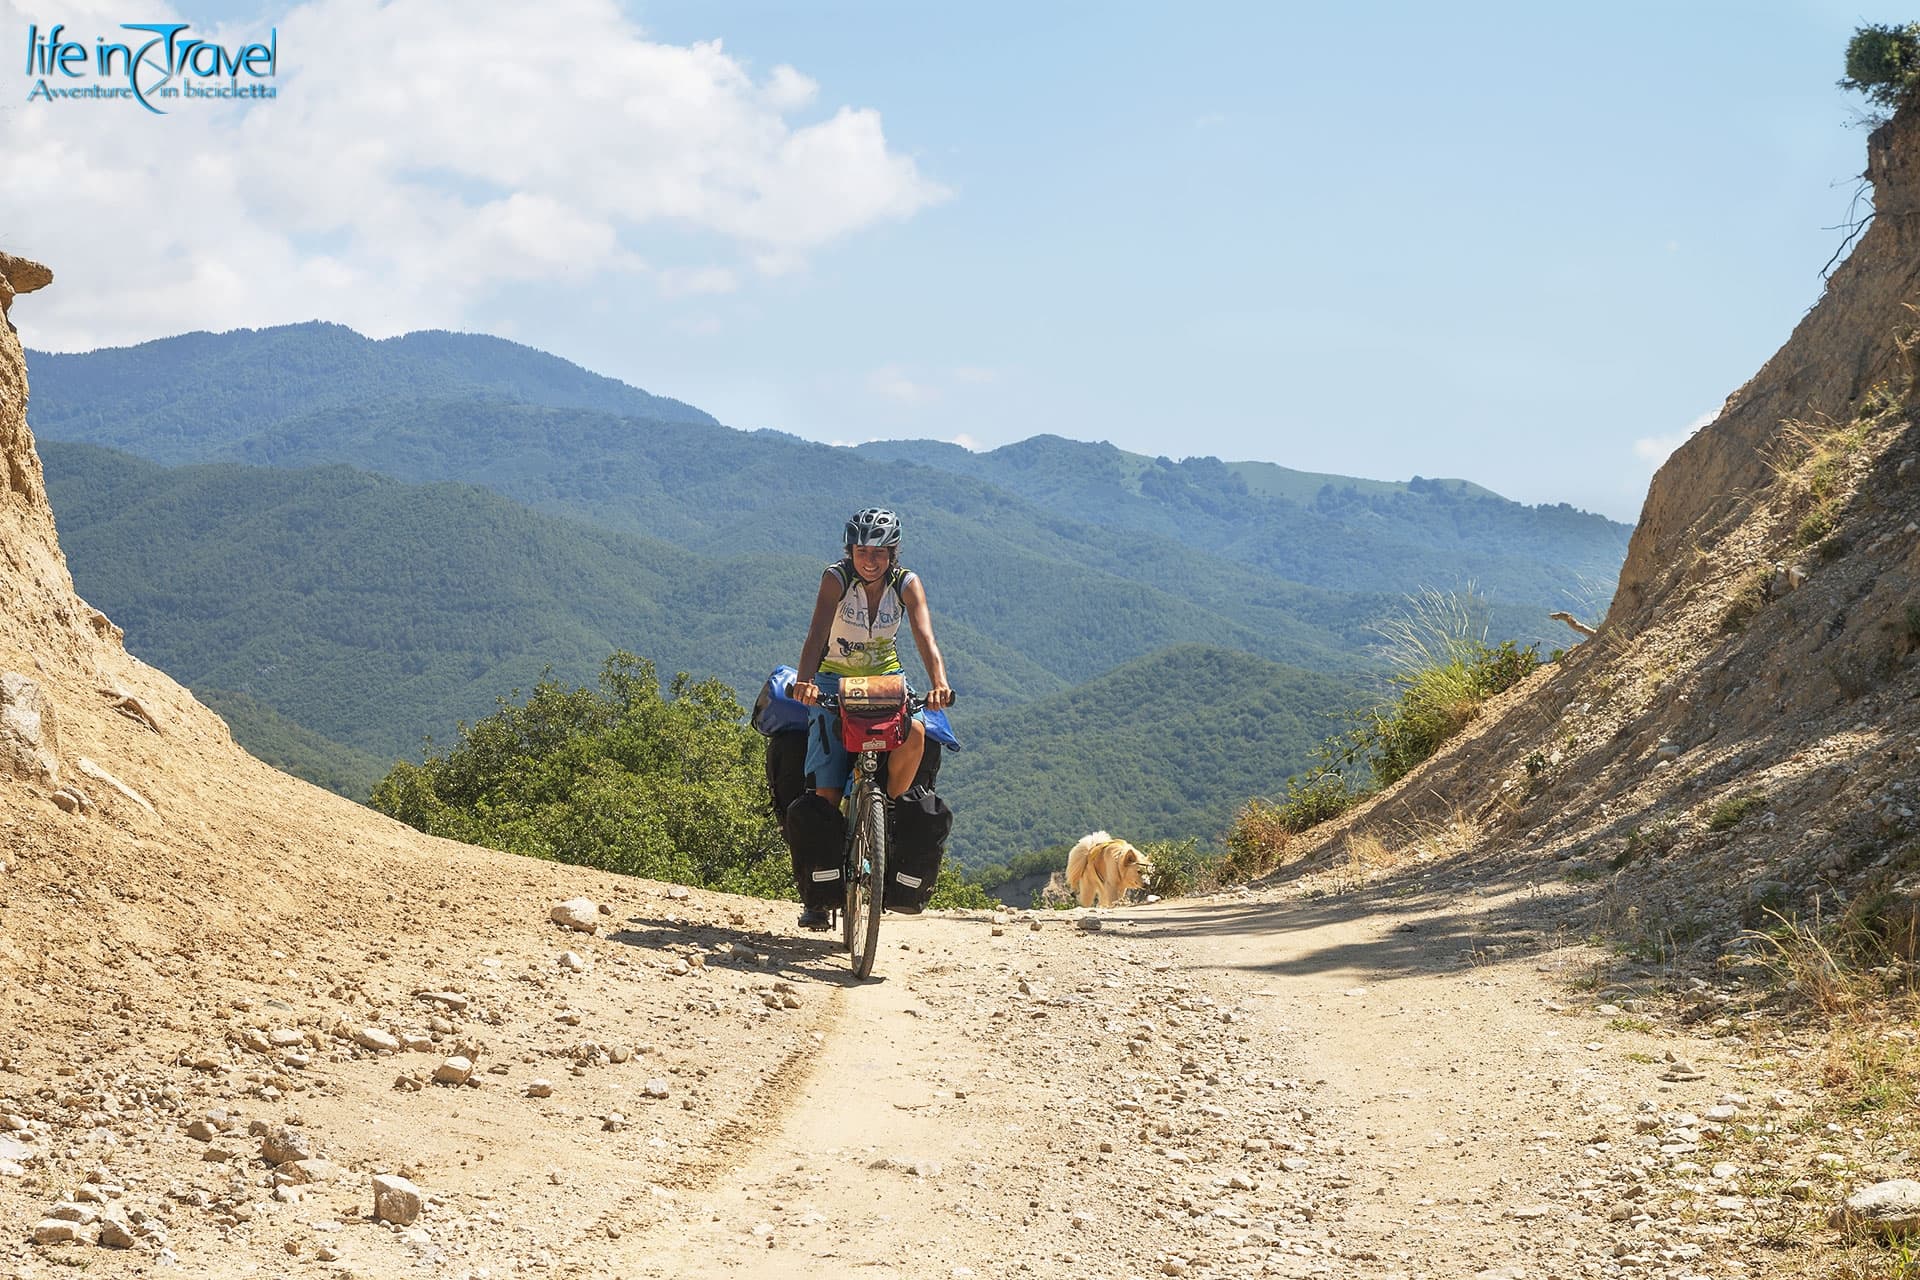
[848,784,887,979]
[842,782,861,955]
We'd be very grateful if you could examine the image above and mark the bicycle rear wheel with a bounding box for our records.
[846,784,887,979]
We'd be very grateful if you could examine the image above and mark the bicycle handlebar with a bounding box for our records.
[812,689,952,713]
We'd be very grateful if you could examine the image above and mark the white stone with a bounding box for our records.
[550,898,600,933]
[1831,1179,1920,1237]
[371,1173,425,1226]
[76,757,154,813]
[352,1026,401,1053]
[433,1056,474,1085]
[31,1218,90,1245]
[527,1079,553,1098]
[559,951,587,973]
[0,672,59,784]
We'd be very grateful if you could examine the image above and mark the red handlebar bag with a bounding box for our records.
[837,674,910,753]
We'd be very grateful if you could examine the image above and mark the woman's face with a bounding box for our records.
[849,544,893,581]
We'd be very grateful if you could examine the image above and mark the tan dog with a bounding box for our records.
[1065,831,1153,908]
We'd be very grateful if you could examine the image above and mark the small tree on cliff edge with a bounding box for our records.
[1842,22,1920,113]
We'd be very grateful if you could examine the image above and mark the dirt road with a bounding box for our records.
[608,865,1766,1280]
[0,857,1785,1280]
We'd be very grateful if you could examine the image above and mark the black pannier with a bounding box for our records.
[764,729,810,823]
[784,792,847,909]
[885,788,953,914]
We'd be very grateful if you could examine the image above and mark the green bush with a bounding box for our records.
[1275,770,1360,832]
[1842,23,1920,110]
[1344,636,1538,788]
[371,651,791,897]
[1139,837,1215,899]
[927,862,997,910]
[1219,588,1539,894]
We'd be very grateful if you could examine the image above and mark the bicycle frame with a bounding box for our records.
[814,688,932,980]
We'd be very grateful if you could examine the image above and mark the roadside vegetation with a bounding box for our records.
[370,649,1005,912]
[1222,587,1542,870]
[371,651,794,897]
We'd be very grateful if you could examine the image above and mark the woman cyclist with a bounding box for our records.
[790,507,953,926]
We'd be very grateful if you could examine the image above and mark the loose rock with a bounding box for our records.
[550,898,600,933]
[1831,1179,1920,1238]
[261,1126,314,1166]
[434,1056,475,1086]
[371,1173,425,1226]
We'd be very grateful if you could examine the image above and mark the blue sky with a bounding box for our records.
[1,1,1892,519]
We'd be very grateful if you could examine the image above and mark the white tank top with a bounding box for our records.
[819,560,914,677]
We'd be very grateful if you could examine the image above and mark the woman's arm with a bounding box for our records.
[791,570,842,704]
[901,575,952,708]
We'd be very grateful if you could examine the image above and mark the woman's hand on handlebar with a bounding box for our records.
[791,680,820,705]
[925,684,954,710]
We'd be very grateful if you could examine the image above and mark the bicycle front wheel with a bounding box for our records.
[847,784,887,979]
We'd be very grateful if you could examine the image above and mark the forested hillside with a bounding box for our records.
[939,645,1364,866]
[856,435,1627,608]
[41,444,1370,762]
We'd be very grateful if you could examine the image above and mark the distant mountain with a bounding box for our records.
[939,644,1364,867]
[26,323,1624,630]
[26,321,713,463]
[854,434,1628,608]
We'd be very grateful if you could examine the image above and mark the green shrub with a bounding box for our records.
[1842,23,1920,110]
[1273,770,1360,832]
[371,651,792,897]
[1351,637,1538,787]
[1141,837,1217,899]
[927,862,996,910]
[1221,588,1536,884]
[1707,792,1767,831]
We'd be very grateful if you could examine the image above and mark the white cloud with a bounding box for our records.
[866,364,937,405]
[3,0,948,350]
[1632,409,1715,471]
[761,64,818,111]
[656,266,740,298]
[947,433,980,450]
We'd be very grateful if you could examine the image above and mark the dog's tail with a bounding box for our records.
[1065,831,1111,907]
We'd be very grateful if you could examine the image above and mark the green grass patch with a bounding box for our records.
[1708,792,1768,831]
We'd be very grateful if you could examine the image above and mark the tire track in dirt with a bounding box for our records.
[560,968,850,1267]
